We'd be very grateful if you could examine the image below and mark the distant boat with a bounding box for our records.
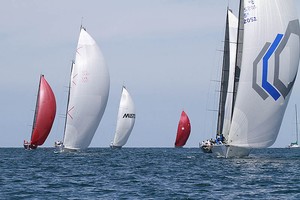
[288,105,300,148]
[175,111,191,147]
[203,0,300,158]
[24,75,56,150]
[110,86,136,148]
[57,26,110,151]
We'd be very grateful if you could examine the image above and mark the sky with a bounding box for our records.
[1,0,300,148]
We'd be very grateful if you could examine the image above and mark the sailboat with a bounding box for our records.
[288,105,299,148]
[57,26,110,151]
[24,75,56,150]
[110,86,136,148]
[175,111,191,147]
[203,0,300,158]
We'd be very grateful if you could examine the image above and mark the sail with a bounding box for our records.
[63,28,110,150]
[217,9,238,141]
[228,0,300,148]
[175,111,191,147]
[30,75,56,146]
[111,86,136,147]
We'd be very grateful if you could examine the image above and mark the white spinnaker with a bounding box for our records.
[221,10,238,140]
[112,87,136,147]
[63,28,110,150]
[229,0,300,148]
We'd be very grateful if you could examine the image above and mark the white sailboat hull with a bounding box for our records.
[211,144,251,158]
[288,144,300,148]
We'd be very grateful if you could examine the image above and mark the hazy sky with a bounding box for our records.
[1,0,300,148]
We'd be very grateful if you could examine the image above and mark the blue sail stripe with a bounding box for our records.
[262,34,284,100]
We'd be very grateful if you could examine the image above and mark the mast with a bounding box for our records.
[296,104,299,144]
[63,61,74,141]
[216,8,231,136]
[231,0,244,118]
[31,74,43,141]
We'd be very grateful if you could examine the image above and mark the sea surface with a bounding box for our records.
[0,148,300,199]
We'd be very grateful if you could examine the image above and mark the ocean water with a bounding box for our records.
[0,148,300,199]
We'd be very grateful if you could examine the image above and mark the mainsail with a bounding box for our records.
[175,111,191,147]
[111,86,136,148]
[24,75,56,149]
[62,27,110,150]
[217,9,238,141]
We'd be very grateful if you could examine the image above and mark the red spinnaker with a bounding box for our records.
[30,75,56,146]
[175,111,191,147]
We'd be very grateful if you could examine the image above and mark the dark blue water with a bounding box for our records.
[0,148,299,199]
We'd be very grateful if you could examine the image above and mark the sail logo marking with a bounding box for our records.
[123,113,135,118]
[253,20,300,101]
[67,106,75,120]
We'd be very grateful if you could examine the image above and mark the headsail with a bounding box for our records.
[175,111,191,147]
[63,27,110,150]
[111,86,136,148]
[25,75,56,149]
